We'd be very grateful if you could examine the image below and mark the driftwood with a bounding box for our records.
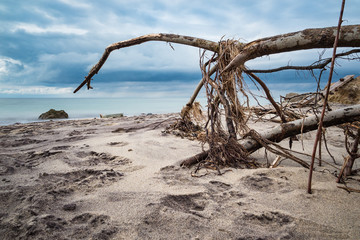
[337,126,360,182]
[344,128,360,176]
[180,104,360,167]
[74,34,219,93]
[222,24,360,72]
[308,3,345,194]
[74,25,360,94]
[73,20,360,189]
[282,75,355,107]
[245,71,287,123]
[249,49,360,73]
[325,74,355,93]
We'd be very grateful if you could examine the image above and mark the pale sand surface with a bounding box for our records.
[0,113,359,239]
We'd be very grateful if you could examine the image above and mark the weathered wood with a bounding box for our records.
[74,25,360,94]
[248,49,360,73]
[74,33,219,93]
[308,2,345,194]
[324,74,354,94]
[181,104,360,167]
[293,75,355,106]
[223,25,360,72]
[344,128,360,177]
[246,71,287,123]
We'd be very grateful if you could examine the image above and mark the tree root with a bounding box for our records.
[180,104,360,168]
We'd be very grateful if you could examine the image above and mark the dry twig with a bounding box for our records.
[308,0,346,194]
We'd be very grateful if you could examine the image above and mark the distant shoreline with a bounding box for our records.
[0,97,192,126]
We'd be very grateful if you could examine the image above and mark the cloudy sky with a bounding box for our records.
[0,0,359,99]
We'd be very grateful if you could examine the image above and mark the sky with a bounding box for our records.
[0,0,359,99]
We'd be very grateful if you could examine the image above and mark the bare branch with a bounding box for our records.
[248,49,360,73]
[245,71,287,123]
[74,33,219,93]
[308,0,346,194]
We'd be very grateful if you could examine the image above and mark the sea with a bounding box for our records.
[0,70,351,126]
[0,97,206,126]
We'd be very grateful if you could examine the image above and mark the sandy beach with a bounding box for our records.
[0,113,359,239]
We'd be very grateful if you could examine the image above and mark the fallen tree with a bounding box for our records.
[180,104,360,167]
[74,23,360,182]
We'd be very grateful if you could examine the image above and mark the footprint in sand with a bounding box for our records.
[241,172,292,193]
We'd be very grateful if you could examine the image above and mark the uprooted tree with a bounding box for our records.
[74,24,360,181]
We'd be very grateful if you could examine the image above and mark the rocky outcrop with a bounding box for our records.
[39,109,69,119]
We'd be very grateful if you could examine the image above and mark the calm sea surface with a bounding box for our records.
[0,98,204,125]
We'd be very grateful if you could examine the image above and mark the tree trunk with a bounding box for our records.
[181,104,360,167]
[223,25,360,72]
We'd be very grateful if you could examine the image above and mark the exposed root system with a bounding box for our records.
[198,40,253,168]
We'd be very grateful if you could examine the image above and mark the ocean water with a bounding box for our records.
[0,70,345,126]
[0,98,203,125]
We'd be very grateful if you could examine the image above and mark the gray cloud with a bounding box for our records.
[0,0,359,97]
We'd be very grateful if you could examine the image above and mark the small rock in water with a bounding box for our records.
[38,109,69,119]
[101,113,124,118]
